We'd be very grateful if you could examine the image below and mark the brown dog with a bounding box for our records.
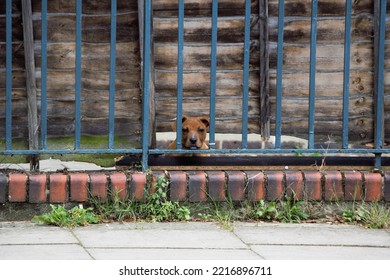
[168,115,210,156]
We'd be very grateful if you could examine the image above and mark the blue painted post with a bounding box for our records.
[75,0,82,149]
[141,0,152,171]
[241,0,251,149]
[374,0,387,169]
[5,0,12,150]
[308,0,318,149]
[176,0,185,149]
[275,0,285,149]
[209,0,218,150]
[41,0,48,150]
[342,0,352,149]
[108,0,117,149]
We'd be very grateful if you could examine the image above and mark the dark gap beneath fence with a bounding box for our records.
[115,155,390,170]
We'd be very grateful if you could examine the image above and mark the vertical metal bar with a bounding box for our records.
[41,0,48,150]
[176,0,185,149]
[374,0,387,169]
[5,0,12,150]
[209,0,218,150]
[108,0,117,149]
[75,0,82,149]
[142,0,152,171]
[342,0,352,149]
[241,0,251,149]
[275,0,284,149]
[308,0,318,149]
[259,0,270,142]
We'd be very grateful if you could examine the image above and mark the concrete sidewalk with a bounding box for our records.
[0,221,389,260]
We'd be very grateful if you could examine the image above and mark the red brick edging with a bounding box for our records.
[0,170,389,204]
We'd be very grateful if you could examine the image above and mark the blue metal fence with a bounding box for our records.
[1,0,389,172]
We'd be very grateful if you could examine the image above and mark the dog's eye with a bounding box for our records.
[198,128,205,133]
[182,128,189,133]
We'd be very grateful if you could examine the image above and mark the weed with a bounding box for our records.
[139,176,191,222]
[32,204,101,227]
[90,191,138,221]
[342,202,390,229]
[251,194,309,223]
[252,200,277,220]
[90,175,191,222]
[275,195,309,223]
[360,203,390,229]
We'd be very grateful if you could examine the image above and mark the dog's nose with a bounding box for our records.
[190,137,197,144]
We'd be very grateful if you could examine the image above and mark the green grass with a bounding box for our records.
[31,174,389,229]
[32,204,101,227]
[89,176,191,223]
[341,202,390,229]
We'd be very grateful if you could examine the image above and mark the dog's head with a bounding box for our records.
[173,115,210,150]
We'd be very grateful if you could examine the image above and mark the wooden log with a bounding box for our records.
[32,13,139,43]
[37,117,141,138]
[269,16,375,44]
[269,43,384,71]
[33,42,140,71]
[22,0,39,151]
[268,71,376,97]
[153,17,259,44]
[38,88,141,102]
[154,43,260,71]
[268,96,374,119]
[155,70,260,93]
[30,0,137,14]
[155,96,261,128]
[35,70,140,90]
[153,0,259,17]
[152,0,375,17]
[268,0,375,17]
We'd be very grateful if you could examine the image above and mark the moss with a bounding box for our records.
[0,135,138,167]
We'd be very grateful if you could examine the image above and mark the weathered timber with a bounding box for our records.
[268,71,376,98]
[1,0,389,146]
[153,16,259,44]
[267,0,376,16]
[30,0,138,14]
[153,0,259,17]
[32,42,140,71]
[32,13,139,43]
[259,0,270,140]
[154,43,260,71]
[34,70,140,91]
[269,16,375,44]
[21,0,39,151]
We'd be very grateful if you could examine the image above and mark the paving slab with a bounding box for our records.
[88,248,261,260]
[0,222,76,245]
[0,244,92,260]
[234,223,390,247]
[251,245,390,260]
[71,222,247,249]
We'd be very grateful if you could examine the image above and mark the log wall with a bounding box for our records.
[0,0,389,147]
[153,0,390,145]
[0,0,142,145]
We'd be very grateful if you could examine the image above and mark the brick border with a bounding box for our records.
[0,170,389,203]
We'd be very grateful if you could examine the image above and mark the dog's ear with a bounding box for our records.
[172,115,188,131]
[199,117,210,128]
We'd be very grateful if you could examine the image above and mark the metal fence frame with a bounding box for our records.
[1,0,389,171]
